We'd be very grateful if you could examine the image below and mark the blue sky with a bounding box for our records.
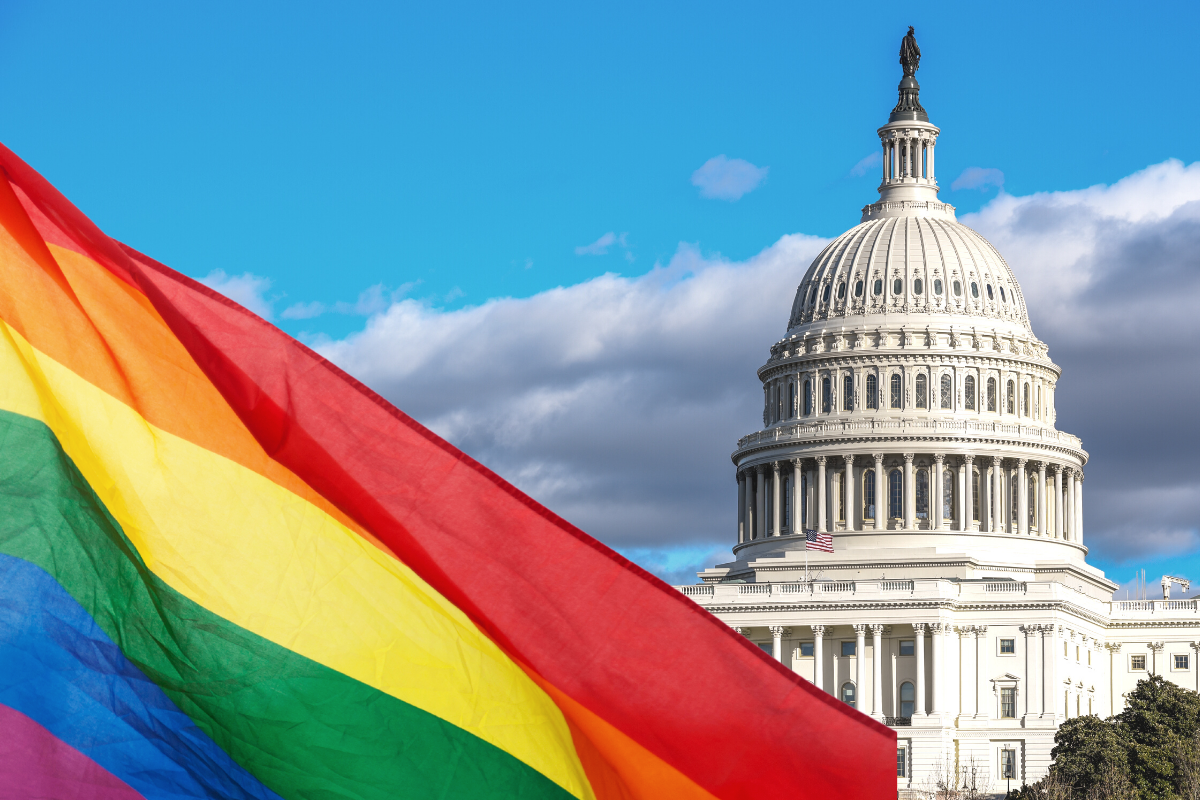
[2,2,1199,588]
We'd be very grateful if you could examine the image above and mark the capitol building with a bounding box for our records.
[676,30,1198,796]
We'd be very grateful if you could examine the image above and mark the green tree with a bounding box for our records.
[1115,675,1200,799]
[1051,715,1131,796]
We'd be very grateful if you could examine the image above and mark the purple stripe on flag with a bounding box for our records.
[0,702,145,800]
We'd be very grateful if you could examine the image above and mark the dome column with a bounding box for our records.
[737,470,748,543]
[1053,465,1064,539]
[1016,459,1028,536]
[933,453,945,530]
[1037,461,1048,536]
[903,453,915,530]
[992,456,1004,533]
[1076,472,1084,545]
[929,622,943,715]
[756,466,767,540]
[873,454,886,531]
[913,623,926,716]
[870,624,885,717]
[1070,465,1080,542]
[843,455,856,532]
[816,456,828,533]
[771,462,782,537]
[962,455,974,531]
[791,459,803,534]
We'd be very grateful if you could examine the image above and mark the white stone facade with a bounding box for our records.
[676,49,1198,797]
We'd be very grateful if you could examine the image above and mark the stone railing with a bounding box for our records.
[1110,599,1200,617]
[983,581,1027,594]
[679,585,714,599]
[736,418,1082,451]
[882,580,915,592]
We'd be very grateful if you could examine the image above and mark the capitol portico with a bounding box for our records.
[676,29,1198,796]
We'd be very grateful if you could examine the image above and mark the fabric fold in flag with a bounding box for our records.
[0,140,896,799]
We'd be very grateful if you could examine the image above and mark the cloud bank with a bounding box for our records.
[219,159,1200,584]
[691,155,768,201]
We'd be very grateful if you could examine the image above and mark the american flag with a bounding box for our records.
[805,529,834,553]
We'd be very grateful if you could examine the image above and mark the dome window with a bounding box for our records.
[873,279,883,296]
[970,281,979,298]
[889,374,902,409]
[913,278,924,295]
[837,282,846,300]
[953,280,962,297]
[855,280,864,297]
[893,278,903,295]
[965,375,976,410]
[986,284,994,300]
[866,374,878,409]
[822,284,831,303]
[915,374,928,408]
[933,279,943,296]
[999,286,1007,302]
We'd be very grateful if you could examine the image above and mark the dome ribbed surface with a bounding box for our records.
[787,216,1028,331]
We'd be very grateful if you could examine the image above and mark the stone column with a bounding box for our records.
[1107,643,1123,714]
[958,627,975,717]
[1021,625,1037,719]
[1150,642,1164,676]
[903,453,915,530]
[737,471,748,543]
[963,455,974,531]
[873,453,886,531]
[933,453,945,530]
[854,624,867,710]
[1070,465,1080,542]
[1076,472,1084,545]
[756,466,766,540]
[1053,465,1064,539]
[771,462,781,537]
[975,626,988,718]
[1043,626,1057,718]
[844,455,856,532]
[816,456,828,533]
[930,622,943,714]
[914,623,927,716]
[791,459,803,534]
[1037,462,1048,536]
[770,626,790,663]
[1017,459,1028,536]
[871,624,884,717]
[993,456,1004,533]
[812,625,826,693]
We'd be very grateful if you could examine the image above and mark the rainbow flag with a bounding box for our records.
[0,143,895,799]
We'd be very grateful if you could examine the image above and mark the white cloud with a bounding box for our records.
[575,232,629,256]
[199,270,274,319]
[281,300,327,320]
[691,155,768,201]
[311,158,1200,582]
[951,166,1005,192]
[850,151,881,177]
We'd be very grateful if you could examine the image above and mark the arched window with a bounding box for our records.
[1000,286,1007,302]
[915,374,928,409]
[864,470,876,521]
[1034,386,1040,420]
[788,383,796,418]
[1023,384,1029,417]
[987,284,994,300]
[987,377,997,411]
[899,682,915,718]
[855,280,864,297]
[803,379,813,416]
[914,278,924,295]
[890,374,902,409]
[866,374,878,409]
[801,473,808,528]
[888,469,903,519]
[841,682,856,708]
[836,473,845,522]
[873,278,883,296]
[916,469,929,519]
[965,375,976,410]
[822,284,831,303]
[1028,475,1037,527]
[953,279,962,296]
[822,377,832,413]
[843,374,854,411]
[972,470,981,521]
[1006,380,1015,414]
[837,282,846,299]
[943,468,955,521]
[783,474,791,533]
[893,278,903,295]
[971,281,979,298]
[934,278,943,296]
[940,374,952,409]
